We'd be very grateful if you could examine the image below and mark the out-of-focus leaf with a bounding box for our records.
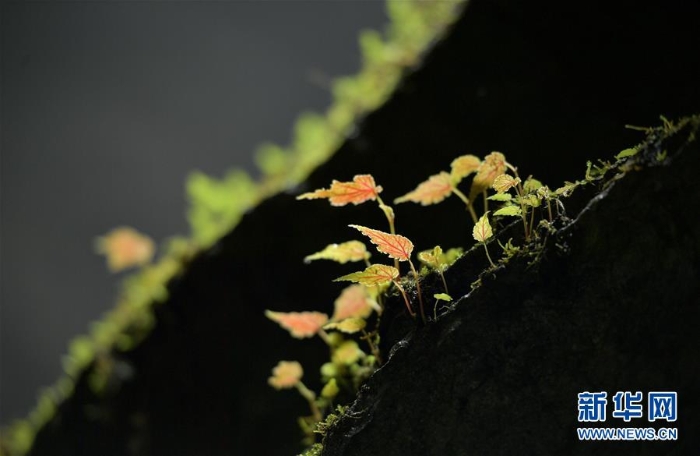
[304,241,370,264]
[265,311,329,339]
[394,172,453,205]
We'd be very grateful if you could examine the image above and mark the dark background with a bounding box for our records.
[1,0,387,425]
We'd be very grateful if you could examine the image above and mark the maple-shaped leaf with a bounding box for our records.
[394,172,454,206]
[473,213,493,243]
[324,317,367,334]
[96,227,155,272]
[470,152,507,198]
[265,310,329,339]
[450,154,482,183]
[492,174,520,193]
[296,174,383,206]
[349,224,414,261]
[304,241,370,264]
[268,360,303,390]
[335,264,399,287]
[332,284,376,321]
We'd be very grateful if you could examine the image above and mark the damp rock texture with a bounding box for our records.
[321,129,700,456]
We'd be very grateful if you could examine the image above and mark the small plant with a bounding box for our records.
[472,212,495,268]
[268,115,700,452]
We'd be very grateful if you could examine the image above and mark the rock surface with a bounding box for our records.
[321,125,700,456]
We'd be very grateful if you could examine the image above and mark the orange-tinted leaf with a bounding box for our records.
[268,360,303,390]
[349,225,413,261]
[470,152,507,198]
[335,264,399,287]
[450,154,481,183]
[332,284,376,321]
[492,174,520,193]
[304,241,370,264]
[265,310,329,339]
[297,174,383,206]
[394,172,453,205]
[472,213,493,243]
[96,227,155,272]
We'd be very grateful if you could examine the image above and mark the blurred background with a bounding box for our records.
[1,0,387,425]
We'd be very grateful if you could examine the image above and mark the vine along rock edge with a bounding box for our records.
[320,127,700,455]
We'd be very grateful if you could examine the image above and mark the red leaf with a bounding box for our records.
[349,225,414,261]
[394,172,453,205]
[297,174,383,206]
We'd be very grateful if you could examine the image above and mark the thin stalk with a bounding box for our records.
[376,196,399,270]
[506,163,530,240]
[393,281,415,318]
[317,329,332,346]
[296,382,322,423]
[361,329,383,365]
[482,190,489,212]
[438,270,449,295]
[483,242,496,268]
[408,260,426,323]
[529,203,536,236]
[547,199,553,222]
[451,187,478,223]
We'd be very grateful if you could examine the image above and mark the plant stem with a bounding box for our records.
[296,382,322,423]
[317,329,332,346]
[483,242,496,268]
[376,197,400,270]
[438,270,449,295]
[451,187,478,223]
[361,329,383,365]
[547,199,553,222]
[393,281,415,318]
[482,190,489,212]
[529,202,536,236]
[408,260,426,323]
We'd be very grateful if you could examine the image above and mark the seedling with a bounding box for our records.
[268,361,322,423]
[394,154,482,222]
[472,213,495,268]
[418,246,452,295]
[347,225,427,323]
[336,264,413,318]
[297,174,399,267]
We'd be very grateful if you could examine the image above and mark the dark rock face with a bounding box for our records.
[321,130,700,456]
[28,0,700,455]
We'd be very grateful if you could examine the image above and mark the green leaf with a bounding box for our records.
[519,194,541,208]
[487,193,513,202]
[321,378,340,399]
[324,318,367,334]
[472,213,493,242]
[433,293,453,301]
[615,148,638,160]
[493,205,522,217]
[304,241,370,264]
[523,177,543,194]
[335,264,399,287]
